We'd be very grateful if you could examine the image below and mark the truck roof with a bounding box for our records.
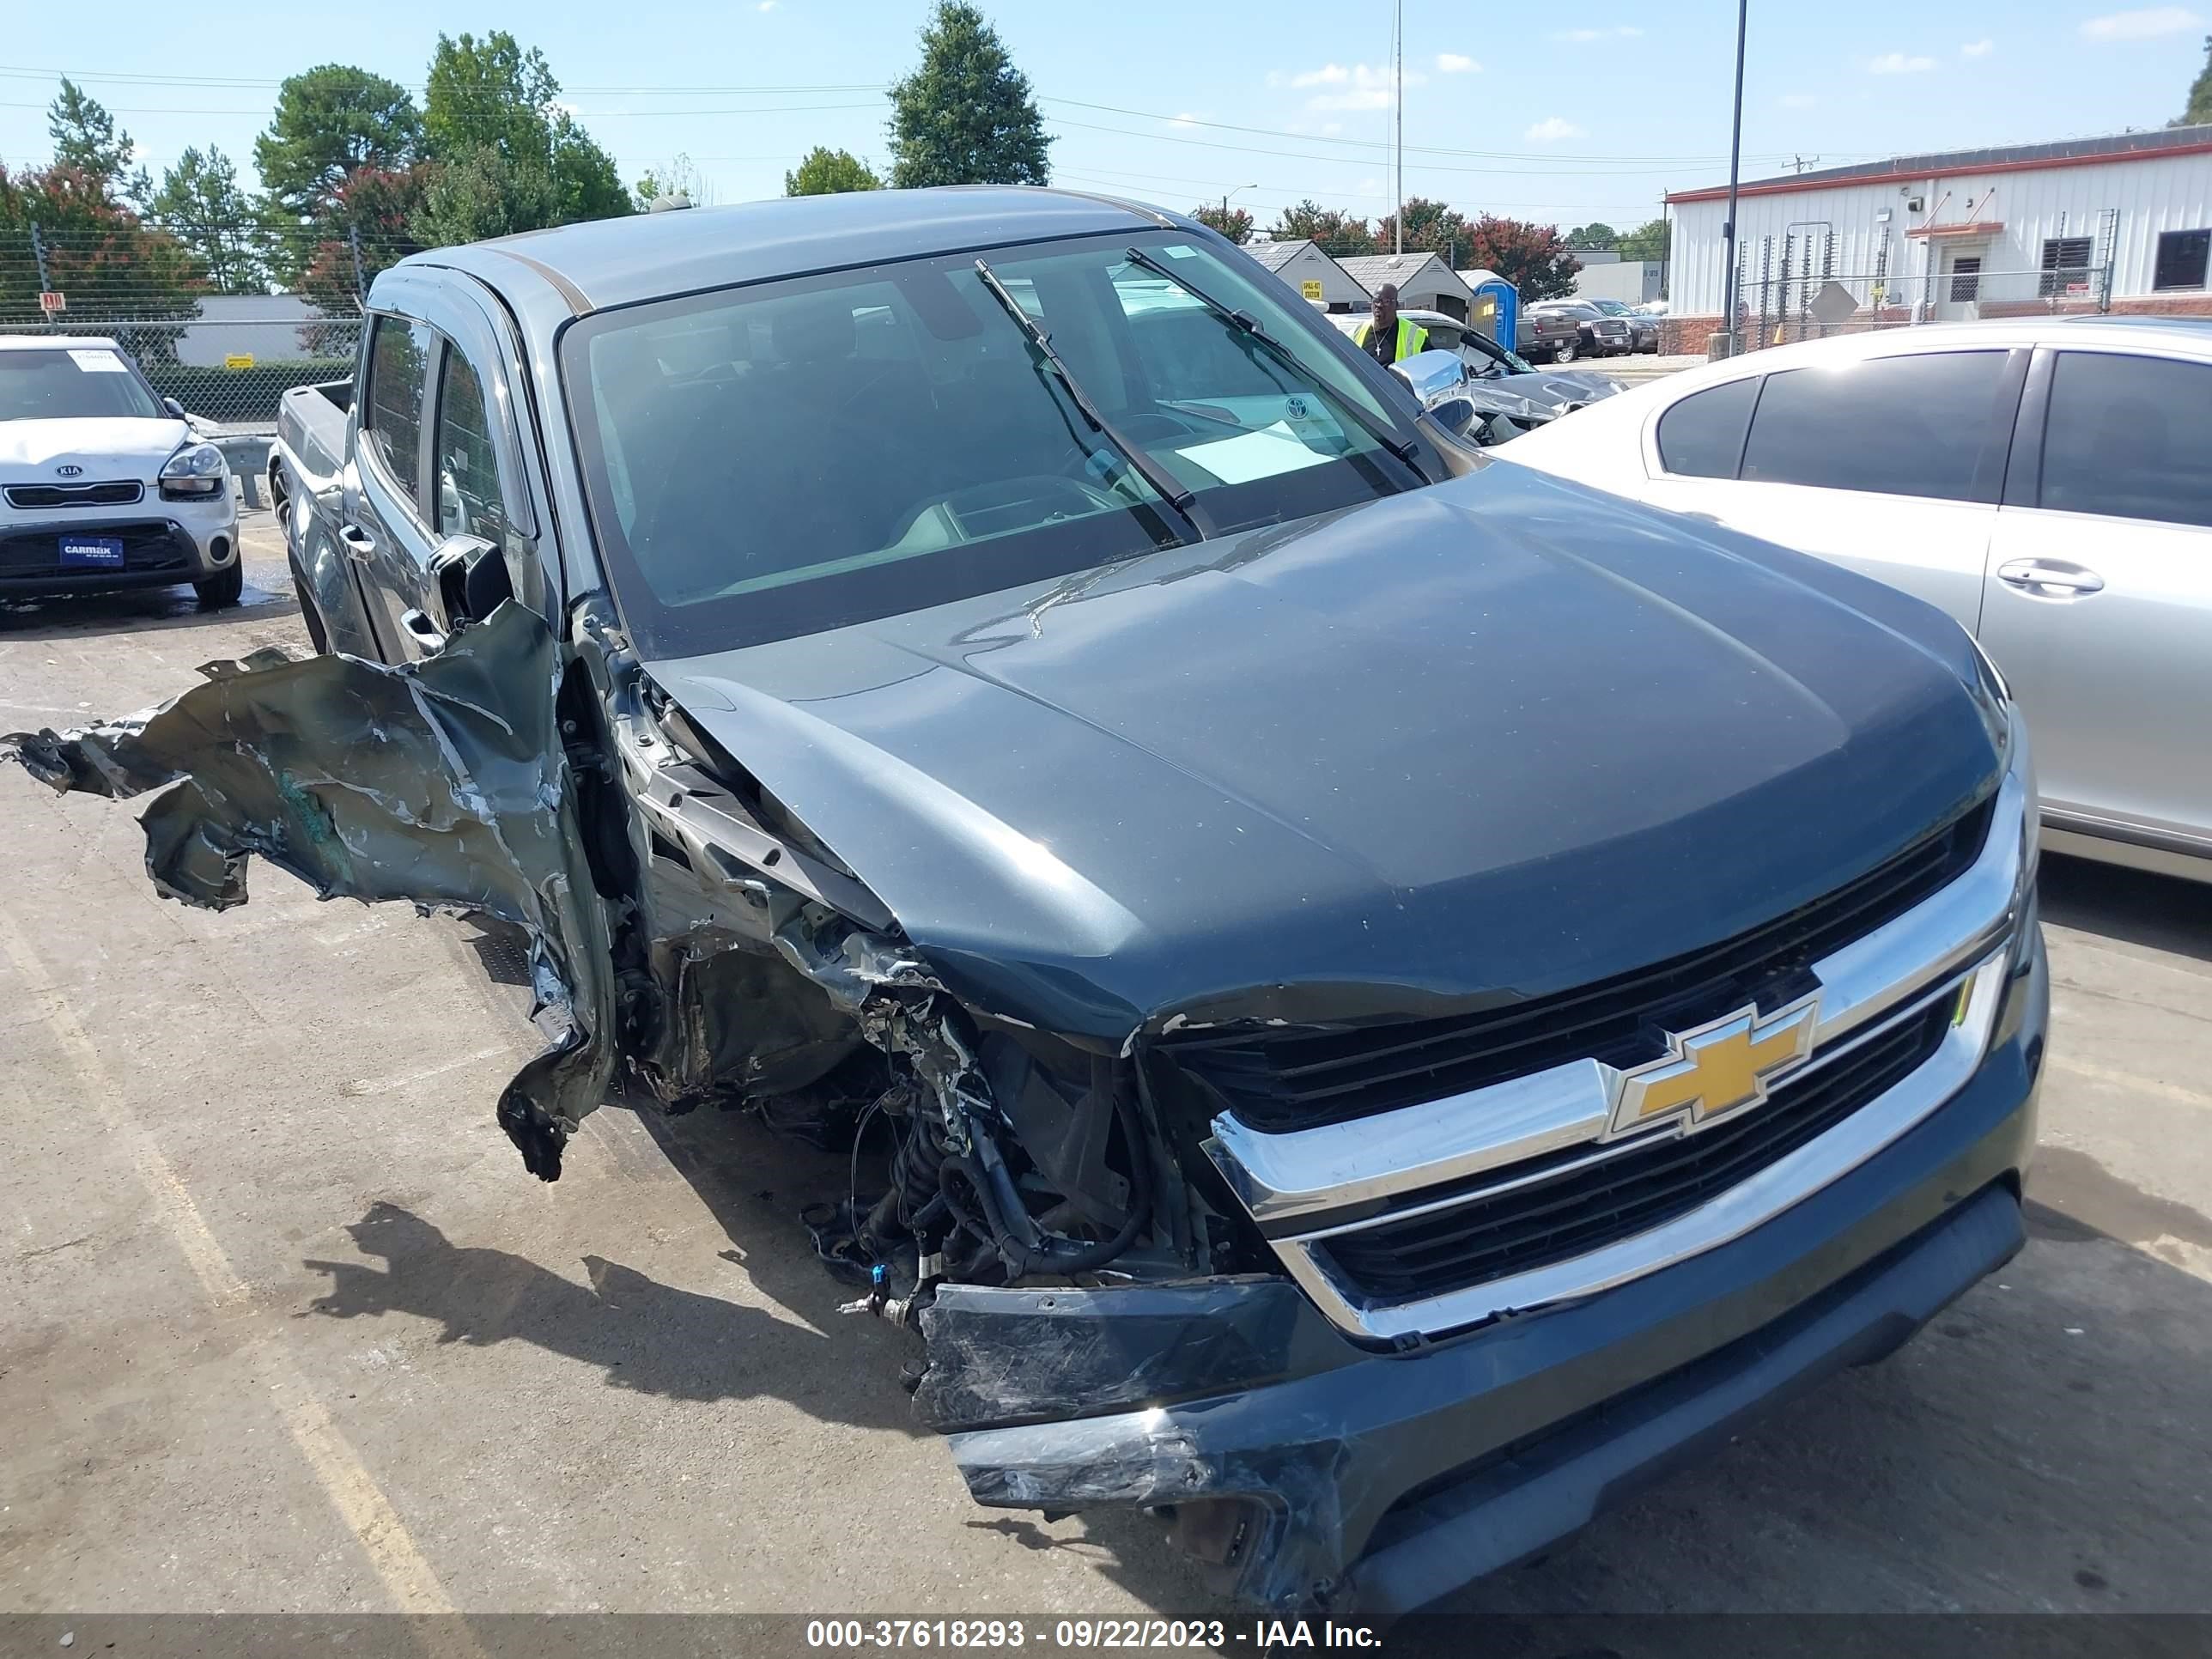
[410,185,1181,316]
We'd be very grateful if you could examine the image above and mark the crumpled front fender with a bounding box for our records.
[3,601,618,1179]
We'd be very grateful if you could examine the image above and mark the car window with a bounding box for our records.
[1656,377,1760,478]
[567,232,1426,658]
[0,347,163,420]
[1739,350,2010,503]
[2039,351,2212,528]
[363,316,434,505]
[433,345,515,545]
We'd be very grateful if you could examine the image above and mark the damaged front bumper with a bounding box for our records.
[916,933,2045,1620]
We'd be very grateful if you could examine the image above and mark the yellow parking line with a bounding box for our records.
[0,907,460,1617]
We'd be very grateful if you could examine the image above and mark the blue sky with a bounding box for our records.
[2,0,2205,234]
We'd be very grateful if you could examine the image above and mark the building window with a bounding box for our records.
[1948,256,1983,304]
[2039,236,2095,298]
[2153,228,2210,291]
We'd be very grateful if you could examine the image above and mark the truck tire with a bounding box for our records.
[1555,338,1579,363]
[193,559,245,609]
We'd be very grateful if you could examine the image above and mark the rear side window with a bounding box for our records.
[1740,350,2010,503]
[1656,377,1759,478]
[2039,351,2212,528]
[363,316,433,504]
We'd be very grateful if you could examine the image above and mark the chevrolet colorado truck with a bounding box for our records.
[7,189,2049,1621]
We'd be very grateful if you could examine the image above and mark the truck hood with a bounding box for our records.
[649,465,2001,1040]
[0,416,188,482]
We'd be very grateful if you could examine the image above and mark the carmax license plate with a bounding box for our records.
[59,535,125,568]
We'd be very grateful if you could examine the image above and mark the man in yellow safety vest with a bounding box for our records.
[1352,283,1429,365]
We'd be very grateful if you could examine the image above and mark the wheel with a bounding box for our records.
[1554,338,1579,363]
[193,558,244,609]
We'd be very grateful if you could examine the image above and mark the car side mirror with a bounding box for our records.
[1425,397,1479,439]
[1391,348,1471,409]
[425,532,509,635]
[162,397,186,419]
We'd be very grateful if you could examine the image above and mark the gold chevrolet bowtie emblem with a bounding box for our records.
[1607,994,1821,1139]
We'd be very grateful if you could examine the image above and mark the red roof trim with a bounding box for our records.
[1905,220,2007,239]
[1665,137,2212,204]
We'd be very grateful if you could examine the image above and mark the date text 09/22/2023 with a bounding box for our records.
[803,1618,1384,1649]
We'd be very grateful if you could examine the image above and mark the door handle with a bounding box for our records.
[398,608,448,655]
[1996,558,2105,598]
[337,522,377,564]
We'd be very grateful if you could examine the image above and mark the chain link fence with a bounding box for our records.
[3,222,386,428]
[1717,223,2117,356]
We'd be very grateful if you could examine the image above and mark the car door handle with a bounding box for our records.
[337,522,377,564]
[398,608,448,655]
[1996,558,2105,597]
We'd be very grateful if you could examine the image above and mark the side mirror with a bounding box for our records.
[425,532,508,635]
[162,397,186,419]
[1425,397,1479,439]
[1391,349,1472,409]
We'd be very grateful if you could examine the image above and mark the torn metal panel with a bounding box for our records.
[2,602,618,1180]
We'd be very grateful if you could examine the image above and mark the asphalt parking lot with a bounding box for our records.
[3,512,2209,1644]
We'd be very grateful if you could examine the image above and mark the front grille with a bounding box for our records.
[0,520,191,576]
[5,480,144,508]
[1164,795,1992,1133]
[1315,998,1955,1306]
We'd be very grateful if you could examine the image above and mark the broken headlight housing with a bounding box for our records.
[159,441,228,501]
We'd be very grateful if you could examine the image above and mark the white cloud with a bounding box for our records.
[1524,116,1587,143]
[1169,112,1202,129]
[1868,51,1937,72]
[757,0,776,10]
[2080,5,2203,37]
[1285,62,1425,111]
[1961,36,1995,54]
[1778,91,1819,107]
[1435,52,1480,72]
[1550,25,1644,40]
[1319,120,1344,136]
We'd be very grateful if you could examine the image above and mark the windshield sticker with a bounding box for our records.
[1176,423,1334,487]
[1162,244,1198,259]
[68,349,129,374]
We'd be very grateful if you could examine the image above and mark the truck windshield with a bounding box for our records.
[562,231,1427,656]
[0,347,164,422]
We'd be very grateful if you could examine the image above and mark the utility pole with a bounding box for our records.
[349,224,368,307]
[1393,0,1405,254]
[1719,0,1749,355]
[1221,183,1257,225]
[30,222,51,294]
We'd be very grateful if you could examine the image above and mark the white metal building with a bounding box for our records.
[1243,239,1370,310]
[1664,125,2212,350]
[1569,253,1665,307]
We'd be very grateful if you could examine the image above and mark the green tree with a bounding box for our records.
[416,32,630,238]
[1462,215,1582,301]
[1615,216,1671,263]
[1192,204,1253,244]
[1271,199,1374,255]
[2181,36,2212,125]
[635,155,712,209]
[1376,196,1469,258]
[1565,222,1619,251]
[255,65,422,221]
[47,79,146,204]
[888,3,1052,187]
[149,148,268,295]
[296,164,433,344]
[412,150,562,248]
[786,146,884,196]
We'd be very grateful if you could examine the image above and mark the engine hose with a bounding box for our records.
[858,1110,955,1255]
[940,1066,1153,1277]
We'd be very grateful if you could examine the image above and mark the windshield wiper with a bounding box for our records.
[1119,246,1435,486]
[970,258,1206,541]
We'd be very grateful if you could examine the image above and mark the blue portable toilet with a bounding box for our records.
[1457,269,1518,350]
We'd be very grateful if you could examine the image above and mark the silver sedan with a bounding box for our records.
[1498,314,2212,882]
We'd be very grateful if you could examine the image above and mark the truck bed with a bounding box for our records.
[276,380,352,494]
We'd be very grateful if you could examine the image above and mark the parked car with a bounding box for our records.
[1530,298,1638,358]
[1587,296,1662,354]
[0,334,242,605]
[11,191,2046,1620]
[1514,304,1584,363]
[1331,307,1627,406]
[1500,316,2211,881]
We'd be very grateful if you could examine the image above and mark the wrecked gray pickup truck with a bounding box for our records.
[6,189,2049,1620]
